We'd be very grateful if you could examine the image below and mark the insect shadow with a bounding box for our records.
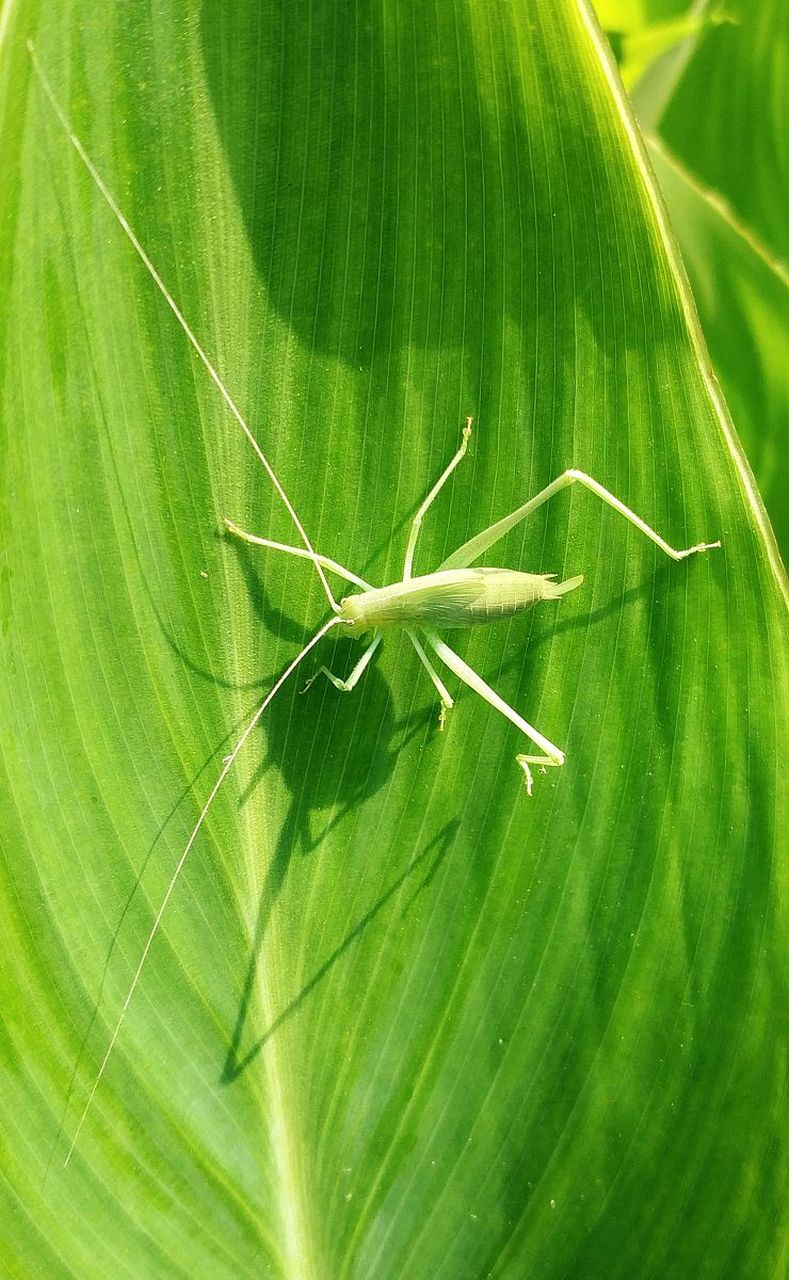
[221,817,461,1083]
[223,529,437,815]
[216,518,659,1083]
[220,532,449,1080]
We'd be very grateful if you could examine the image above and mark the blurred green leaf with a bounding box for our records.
[658,0,788,261]
[1,1,786,1277]
[648,137,789,558]
[594,0,706,88]
[622,0,789,560]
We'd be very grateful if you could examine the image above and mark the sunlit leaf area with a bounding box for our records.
[1,1,785,1276]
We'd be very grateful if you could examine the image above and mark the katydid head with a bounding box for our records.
[338,592,373,636]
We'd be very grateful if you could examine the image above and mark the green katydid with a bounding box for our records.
[222,419,718,795]
[29,45,720,1164]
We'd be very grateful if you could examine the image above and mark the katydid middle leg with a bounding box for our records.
[305,629,455,731]
[407,630,454,730]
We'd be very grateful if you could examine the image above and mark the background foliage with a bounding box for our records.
[1,0,786,1276]
[600,0,789,559]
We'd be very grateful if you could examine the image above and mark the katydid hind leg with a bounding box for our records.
[514,753,563,797]
[425,631,565,790]
[439,468,721,571]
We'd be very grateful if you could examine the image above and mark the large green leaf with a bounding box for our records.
[1,2,786,1277]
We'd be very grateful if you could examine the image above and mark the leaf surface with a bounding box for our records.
[1,2,786,1277]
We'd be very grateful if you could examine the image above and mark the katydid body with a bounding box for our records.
[338,568,584,633]
[29,46,720,1164]
[223,417,718,792]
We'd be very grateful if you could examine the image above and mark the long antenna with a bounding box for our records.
[26,40,340,614]
[63,614,345,1165]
